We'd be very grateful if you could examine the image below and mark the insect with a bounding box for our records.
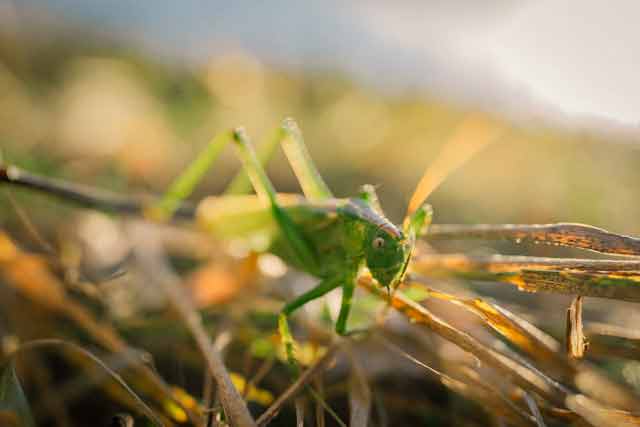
[0,115,497,365]
[5,114,640,367]
[151,118,435,364]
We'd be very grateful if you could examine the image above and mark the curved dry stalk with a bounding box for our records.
[427,223,640,256]
[405,276,570,378]
[407,114,504,215]
[357,275,568,406]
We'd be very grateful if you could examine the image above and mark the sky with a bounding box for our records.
[11,0,640,127]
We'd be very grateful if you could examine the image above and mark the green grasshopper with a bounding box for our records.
[0,115,501,365]
[152,118,433,363]
[5,115,640,365]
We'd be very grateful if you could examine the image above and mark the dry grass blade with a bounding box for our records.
[522,392,546,427]
[376,335,533,424]
[566,395,640,427]
[583,322,640,360]
[256,344,339,427]
[346,345,371,427]
[518,270,640,303]
[450,366,538,426]
[0,231,198,424]
[427,223,640,256]
[566,297,586,359]
[129,222,255,427]
[412,254,640,273]
[294,399,305,427]
[357,275,568,406]
[375,335,460,386]
[411,255,640,303]
[405,276,570,376]
[403,276,640,412]
[381,331,539,426]
[12,339,163,427]
[406,114,504,215]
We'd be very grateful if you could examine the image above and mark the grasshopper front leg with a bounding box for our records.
[278,271,358,369]
[335,275,357,336]
[278,276,342,368]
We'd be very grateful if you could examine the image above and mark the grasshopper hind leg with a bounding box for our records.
[280,118,334,201]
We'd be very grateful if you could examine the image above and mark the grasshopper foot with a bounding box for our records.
[278,313,301,375]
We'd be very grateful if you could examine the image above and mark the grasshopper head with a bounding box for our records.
[364,226,413,289]
[364,202,433,289]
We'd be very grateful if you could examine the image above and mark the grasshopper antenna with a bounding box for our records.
[405,114,506,219]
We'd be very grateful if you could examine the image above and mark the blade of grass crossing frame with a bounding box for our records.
[406,113,505,216]
[152,130,234,221]
[281,118,333,201]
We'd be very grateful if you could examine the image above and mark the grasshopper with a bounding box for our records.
[0,115,543,365]
[151,118,434,364]
[6,115,640,366]
[147,115,507,365]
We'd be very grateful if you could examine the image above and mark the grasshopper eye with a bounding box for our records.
[372,237,385,249]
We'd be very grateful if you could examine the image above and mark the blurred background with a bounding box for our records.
[2,0,639,229]
[2,1,640,426]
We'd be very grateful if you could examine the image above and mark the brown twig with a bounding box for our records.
[0,164,196,219]
[129,222,256,427]
[427,223,640,256]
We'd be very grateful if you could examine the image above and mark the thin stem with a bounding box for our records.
[256,344,339,427]
[129,222,256,427]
